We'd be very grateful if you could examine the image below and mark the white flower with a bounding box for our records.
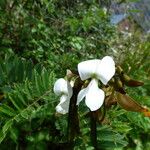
[54,78,73,114]
[77,56,115,111]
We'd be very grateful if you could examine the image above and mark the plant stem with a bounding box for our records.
[67,78,82,142]
[90,111,98,150]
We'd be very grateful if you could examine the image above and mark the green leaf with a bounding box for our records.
[0,120,13,143]
[8,94,22,111]
[0,104,16,117]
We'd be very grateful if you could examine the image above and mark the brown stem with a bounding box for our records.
[90,111,98,150]
[67,78,82,142]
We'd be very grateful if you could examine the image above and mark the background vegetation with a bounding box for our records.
[0,0,150,149]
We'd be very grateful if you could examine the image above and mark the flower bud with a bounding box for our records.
[116,79,123,88]
[122,74,130,82]
[116,66,123,74]
[66,69,75,80]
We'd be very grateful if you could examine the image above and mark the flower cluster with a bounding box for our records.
[54,56,115,114]
[53,55,150,149]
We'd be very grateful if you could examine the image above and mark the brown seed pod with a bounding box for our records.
[116,66,144,87]
[116,92,148,113]
[121,73,144,87]
[125,79,144,87]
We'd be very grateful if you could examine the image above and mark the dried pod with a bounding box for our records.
[116,92,148,113]
[116,65,144,87]
[125,79,144,87]
[121,74,144,87]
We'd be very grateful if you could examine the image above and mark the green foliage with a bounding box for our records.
[0,53,57,148]
[0,52,33,85]
[109,31,150,150]
[0,0,150,150]
[77,113,129,149]
[0,0,115,75]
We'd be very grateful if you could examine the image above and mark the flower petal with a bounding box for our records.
[85,79,105,111]
[67,81,73,98]
[53,78,69,95]
[78,59,101,81]
[97,56,115,85]
[56,95,69,114]
[77,88,88,105]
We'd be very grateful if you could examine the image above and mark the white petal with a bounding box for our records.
[59,95,68,104]
[56,95,69,114]
[85,79,105,111]
[97,56,115,85]
[67,81,73,98]
[77,88,88,105]
[78,59,101,81]
[53,78,68,95]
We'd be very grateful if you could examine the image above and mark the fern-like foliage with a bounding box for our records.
[0,54,34,85]
[0,54,56,144]
[0,53,149,150]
